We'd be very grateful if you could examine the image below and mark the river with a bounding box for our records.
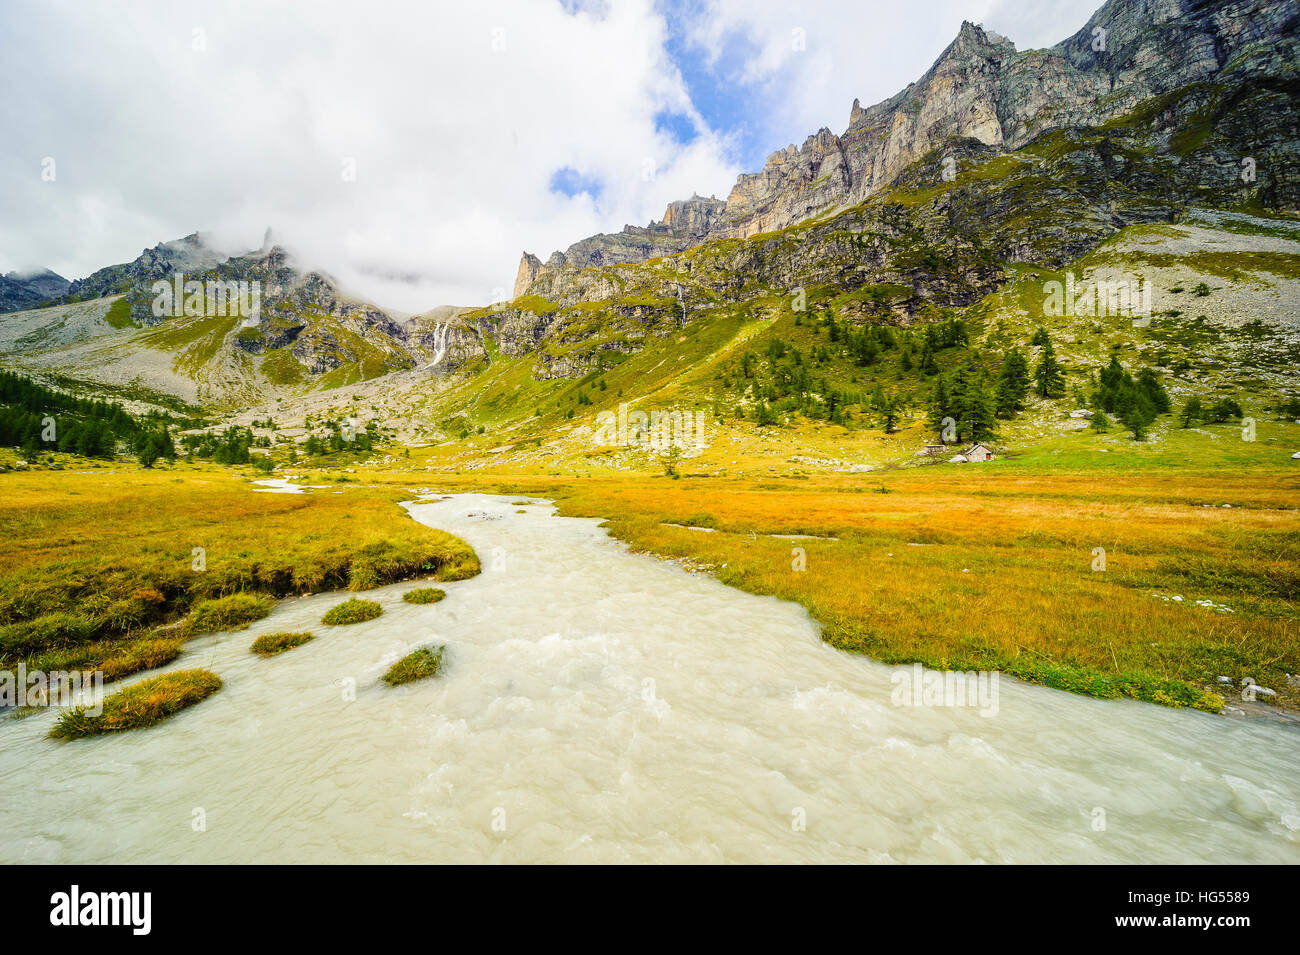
[1,493,1296,862]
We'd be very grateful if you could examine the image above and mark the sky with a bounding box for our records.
[0,0,1102,312]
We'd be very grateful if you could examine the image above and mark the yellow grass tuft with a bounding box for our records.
[49,668,222,739]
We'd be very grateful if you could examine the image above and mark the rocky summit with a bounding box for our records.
[0,268,70,312]
[0,0,1296,418]
[516,0,1299,295]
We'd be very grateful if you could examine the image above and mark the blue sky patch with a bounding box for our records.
[654,110,698,144]
[549,166,604,201]
[657,0,771,170]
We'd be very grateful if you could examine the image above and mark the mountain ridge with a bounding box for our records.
[515,0,1299,296]
[0,268,70,312]
[1,0,1297,418]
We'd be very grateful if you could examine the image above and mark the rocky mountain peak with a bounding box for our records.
[514,252,544,299]
[660,194,726,234]
[0,267,71,312]
[950,20,1014,55]
[511,0,1298,301]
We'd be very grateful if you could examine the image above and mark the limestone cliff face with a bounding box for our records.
[724,126,851,239]
[514,0,1299,296]
[513,253,544,299]
[515,194,728,295]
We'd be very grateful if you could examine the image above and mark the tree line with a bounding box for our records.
[0,370,143,459]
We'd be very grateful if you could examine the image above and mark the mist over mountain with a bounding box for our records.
[0,0,1296,413]
[0,268,69,311]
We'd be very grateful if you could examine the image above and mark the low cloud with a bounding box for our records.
[0,0,738,310]
[0,0,1102,312]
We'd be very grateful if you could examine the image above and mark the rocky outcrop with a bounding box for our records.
[0,268,70,312]
[68,236,476,385]
[478,118,1200,382]
[191,247,418,376]
[403,310,487,372]
[516,194,728,293]
[516,194,729,293]
[65,232,231,308]
[514,0,1300,296]
[513,253,544,299]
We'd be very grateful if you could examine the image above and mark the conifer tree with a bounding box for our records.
[995,348,1030,418]
[1034,337,1065,398]
[961,375,999,442]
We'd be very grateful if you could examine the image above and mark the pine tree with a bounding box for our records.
[920,343,939,376]
[1034,338,1065,398]
[880,395,901,434]
[1096,354,1126,412]
[927,377,951,436]
[137,437,161,468]
[961,375,998,442]
[1122,397,1155,441]
[1137,367,1170,414]
[995,349,1030,418]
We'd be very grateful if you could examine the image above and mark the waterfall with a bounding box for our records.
[426,322,450,369]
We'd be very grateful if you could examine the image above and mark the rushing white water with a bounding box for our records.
[1,493,1297,863]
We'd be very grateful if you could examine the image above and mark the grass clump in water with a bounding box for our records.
[381,645,445,686]
[48,668,222,739]
[322,598,383,625]
[250,631,314,656]
[22,636,183,684]
[0,470,481,687]
[402,587,446,605]
[181,593,274,635]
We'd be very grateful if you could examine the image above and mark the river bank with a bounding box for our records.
[2,492,1296,863]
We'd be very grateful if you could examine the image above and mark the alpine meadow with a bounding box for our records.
[1,0,1298,886]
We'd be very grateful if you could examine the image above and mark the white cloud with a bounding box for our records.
[0,0,739,310]
[0,0,1106,311]
[676,0,1103,163]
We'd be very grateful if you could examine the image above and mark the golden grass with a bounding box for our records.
[4,447,1296,714]
[322,598,383,625]
[373,463,1300,712]
[49,668,222,739]
[29,636,184,683]
[250,631,315,656]
[182,593,274,635]
[381,645,445,686]
[0,467,478,681]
